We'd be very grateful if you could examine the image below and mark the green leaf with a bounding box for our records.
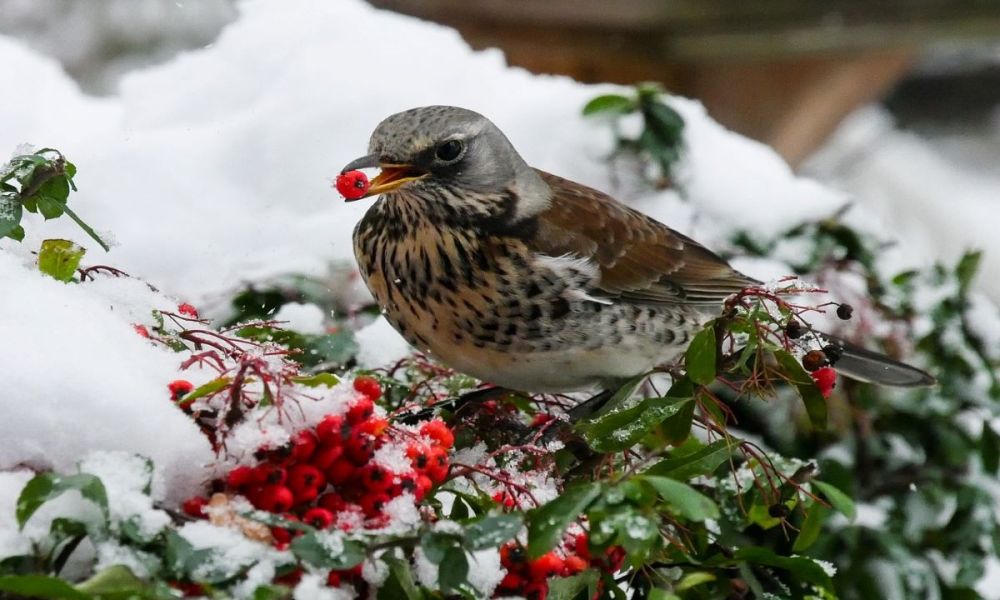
[685,326,717,385]
[463,513,523,550]
[731,547,833,589]
[292,373,341,388]
[419,531,459,564]
[548,570,599,600]
[983,424,1000,475]
[579,395,690,452]
[955,250,982,295]
[47,518,88,575]
[37,239,85,282]
[527,482,602,558]
[676,571,716,592]
[812,481,855,520]
[645,439,733,480]
[658,398,695,444]
[290,531,364,570]
[0,192,22,239]
[582,94,634,116]
[0,575,89,599]
[437,546,470,594]
[379,556,422,600]
[7,224,24,241]
[305,331,358,366]
[17,472,109,529]
[35,195,65,220]
[792,504,830,552]
[178,377,232,406]
[642,476,720,521]
[774,350,827,430]
[74,565,148,595]
[36,176,70,204]
[589,372,648,419]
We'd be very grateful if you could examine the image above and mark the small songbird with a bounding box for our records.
[343,106,934,393]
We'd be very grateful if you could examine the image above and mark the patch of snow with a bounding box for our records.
[272,302,327,335]
[354,317,412,370]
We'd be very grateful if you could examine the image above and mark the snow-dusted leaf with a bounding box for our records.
[290,531,364,570]
[0,574,88,599]
[419,531,459,564]
[645,439,733,480]
[685,326,717,386]
[74,565,148,596]
[812,481,855,521]
[0,192,22,239]
[580,396,691,453]
[378,556,421,600]
[548,569,599,600]
[731,547,833,589]
[164,530,212,578]
[16,472,109,529]
[463,513,522,550]
[527,482,601,559]
[37,239,85,282]
[437,546,469,595]
[588,372,648,419]
[642,476,720,521]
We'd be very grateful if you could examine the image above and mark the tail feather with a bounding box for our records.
[822,334,936,388]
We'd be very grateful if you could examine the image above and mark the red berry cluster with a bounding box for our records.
[182,376,455,588]
[495,532,623,600]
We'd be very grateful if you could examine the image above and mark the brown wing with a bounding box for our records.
[530,170,758,306]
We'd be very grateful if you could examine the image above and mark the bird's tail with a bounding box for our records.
[821,333,936,388]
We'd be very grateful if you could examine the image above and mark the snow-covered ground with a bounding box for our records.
[1,0,999,594]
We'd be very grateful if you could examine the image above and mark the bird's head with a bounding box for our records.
[341,106,548,210]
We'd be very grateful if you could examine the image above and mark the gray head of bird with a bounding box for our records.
[340,105,549,206]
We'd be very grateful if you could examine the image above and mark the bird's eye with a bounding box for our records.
[435,139,464,162]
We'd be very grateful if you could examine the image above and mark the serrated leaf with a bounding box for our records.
[290,531,364,570]
[528,483,601,559]
[645,439,733,480]
[438,546,469,594]
[463,513,522,550]
[792,504,830,552]
[0,574,89,599]
[37,239,85,282]
[582,94,634,116]
[685,326,717,385]
[774,350,827,430]
[812,480,855,521]
[17,472,109,529]
[579,395,690,452]
[642,476,719,521]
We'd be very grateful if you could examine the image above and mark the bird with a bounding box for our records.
[341,105,934,394]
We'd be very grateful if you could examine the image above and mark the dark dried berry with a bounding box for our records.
[836,303,854,320]
[822,343,843,365]
[801,350,829,372]
[768,504,790,518]
[785,319,803,339]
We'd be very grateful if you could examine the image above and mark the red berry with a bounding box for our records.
[500,543,526,569]
[563,555,588,575]
[359,491,392,516]
[347,397,374,425]
[360,464,394,493]
[294,485,320,506]
[290,430,318,462]
[271,525,293,545]
[531,413,554,427]
[226,465,256,490]
[254,464,287,486]
[318,492,347,513]
[414,475,433,501]
[326,571,342,587]
[316,415,346,446]
[810,367,837,399]
[311,444,344,470]
[573,532,591,560]
[492,491,517,509]
[358,417,389,437]
[352,376,382,401]
[524,580,549,600]
[498,572,525,591]
[303,507,335,529]
[181,496,208,518]
[134,324,150,338]
[326,456,357,486]
[168,380,194,401]
[529,552,564,580]
[253,485,294,513]
[335,170,370,200]
[426,446,450,483]
[345,431,375,465]
[406,442,431,471]
[288,464,325,493]
[420,419,454,449]
[177,303,199,318]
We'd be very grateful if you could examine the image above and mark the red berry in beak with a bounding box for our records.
[335,170,370,200]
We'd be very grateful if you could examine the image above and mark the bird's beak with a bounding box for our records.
[340,154,428,201]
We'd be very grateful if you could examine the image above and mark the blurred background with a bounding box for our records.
[2,0,999,296]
